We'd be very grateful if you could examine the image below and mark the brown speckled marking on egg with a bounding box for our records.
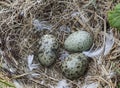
[61,53,88,80]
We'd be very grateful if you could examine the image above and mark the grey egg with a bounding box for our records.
[38,50,56,67]
[64,30,93,52]
[40,34,58,51]
[38,34,58,67]
[61,53,88,80]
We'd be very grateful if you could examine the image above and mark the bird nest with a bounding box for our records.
[0,0,120,88]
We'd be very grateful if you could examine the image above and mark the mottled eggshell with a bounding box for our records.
[38,34,58,67]
[61,53,88,80]
[64,30,93,52]
[40,34,58,51]
[38,50,56,67]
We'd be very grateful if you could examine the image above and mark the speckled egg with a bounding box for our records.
[61,53,88,80]
[40,34,58,51]
[38,34,58,67]
[38,50,56,67]
[64,30,93,52]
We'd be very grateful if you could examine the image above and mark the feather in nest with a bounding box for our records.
[83,31,114,58]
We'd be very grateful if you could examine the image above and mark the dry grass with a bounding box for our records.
[0,0,120,88]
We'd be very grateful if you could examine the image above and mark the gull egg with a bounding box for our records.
[38,34,58,67]
[64,30,93,52]
[61,53,88,80]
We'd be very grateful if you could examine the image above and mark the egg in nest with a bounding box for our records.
[61,53,88,80]
[38,34,58,67]
[64,30,93,52]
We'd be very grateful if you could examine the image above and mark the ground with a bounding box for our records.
[0,0,120,88]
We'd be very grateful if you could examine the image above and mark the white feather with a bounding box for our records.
[83,46,104,58]
[13,80,24,88]
[104,31,114,55]
[82,82,98,88]
[59,25,71,33]
[71,12,80,17]
[107,71,116,79]
[83,31,114,58]
[37,0,42,3]
[71,11,88,23]
[27,55,39,71]
[59,51,69,60]
[27,55,40,77]
[55,79,70,88]
[32,19,52,31]
[32,19,42,31]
